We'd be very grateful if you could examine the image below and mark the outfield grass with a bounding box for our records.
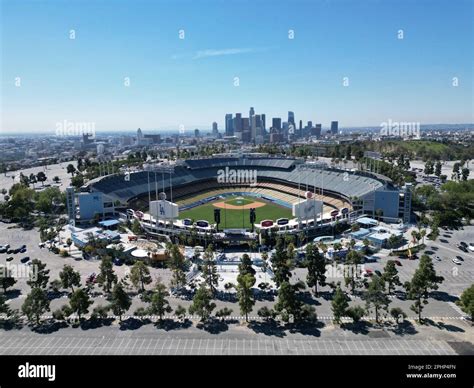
[179,196,292,229]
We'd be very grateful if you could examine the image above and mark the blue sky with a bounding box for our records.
[1,0,473,133]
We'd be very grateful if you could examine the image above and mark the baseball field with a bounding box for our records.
[178,195,292,229]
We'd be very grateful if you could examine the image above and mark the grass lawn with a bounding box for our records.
[179,196,292,229]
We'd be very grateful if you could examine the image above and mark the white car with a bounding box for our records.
[469,243,474,252]
[452,258,462,265]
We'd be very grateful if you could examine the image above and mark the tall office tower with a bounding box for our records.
[233,113,243,136]
[212,122,218,136]
[252,114,262,141]
[225,113,233,136]
[194,129,200,137]
[272,117,282,131]
[299,120,303,131]
[315,123,322,137]
[288,111,295,127]
[261,114,266,132]
[331,121,339,135]
[249,107,255,121]
[307,121,313,128]
[241,117,252,141]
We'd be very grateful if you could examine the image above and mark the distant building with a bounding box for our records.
[233,113,243,136]
[272,118,282,131]
[225,113,233,136]
[331,121,338,135]
[144,134,161,144]
[212,122,219,136]
[194,129,200,137]
[288,111,295,127]
[97,143,105,155]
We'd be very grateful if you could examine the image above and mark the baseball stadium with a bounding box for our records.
[84,154,411,243]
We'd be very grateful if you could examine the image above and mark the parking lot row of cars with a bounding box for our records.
[0,244,31,263]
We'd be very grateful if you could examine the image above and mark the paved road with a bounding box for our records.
[0,326,464,355]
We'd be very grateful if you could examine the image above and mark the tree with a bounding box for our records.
[434,160,442,177]
[201,245,219,295]
[22,288,50,325]
[238,253,256,276]
[390,307,407,324]
[66,163,77,176]
[382,260,401,295]
[188,285,216,321]
[0,294,14,319]
[168,244,187,291]
[424,160,434,175]
[174,305,187,321]
[215,307,233,321]
[26,259,50,289]
[362,238,370,254]
[305,243,326,296]
[66,238,72,252]
[451,163,461,181]
[404,255,444,323]
[271,238,293,287]
[109,282,131,321]
[257,306,276,322]
[237,273,255,322]
[331,285,349,324]
[36,171,47,187]
[456,284,474,324]
[97,256,117,293]
[131,219,142,235]
[461,167,470,181]
[0,266,17,293]
[69,288,93,320]
[71,174,84,188]
[59,264,81,293]
[364,275,390,323]
[130,261,152,293]
[274,281,303,323]
[344,250,363,294]
[147,280,172,321]
[346,305,365,323]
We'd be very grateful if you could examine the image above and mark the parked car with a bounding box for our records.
[455,256,464,261]
[374,270,383,277]
[452,258,462,265]
[20,256,30,263]
[468,243,474,252]
[394,260,402,266]
[459,245,468,253]
[6,256,14,262]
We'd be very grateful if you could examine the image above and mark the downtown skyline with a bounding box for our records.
[1,0,473,133]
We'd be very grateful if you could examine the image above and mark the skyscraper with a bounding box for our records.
[313,124,322,138]
[261,114,266,132]
[249,107,255,120]
[225,114,233,136]
[272,118,282,131]
[233,113,243,136]
[288,111,295,127]
[331,121,339,135]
